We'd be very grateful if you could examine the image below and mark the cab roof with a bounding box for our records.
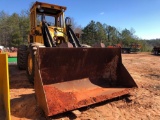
[30,1,67,15]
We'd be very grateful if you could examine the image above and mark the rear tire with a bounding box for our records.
[17,45,28,70]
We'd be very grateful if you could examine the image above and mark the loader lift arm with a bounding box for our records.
[41,15,81,48]
[41,14,56,47]
[65,17,81,47]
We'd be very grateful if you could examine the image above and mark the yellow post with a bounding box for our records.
[0,53,11,120]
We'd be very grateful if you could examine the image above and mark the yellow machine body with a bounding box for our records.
[0,54,11,120]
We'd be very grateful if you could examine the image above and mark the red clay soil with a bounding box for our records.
[5,52,17,57]
[9,52,160,120]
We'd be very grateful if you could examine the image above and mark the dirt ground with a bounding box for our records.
[4,52,17,57]
[9,52,17,57]
[9,52,160,120]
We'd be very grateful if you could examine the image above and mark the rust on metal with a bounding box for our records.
[34,47,137,116]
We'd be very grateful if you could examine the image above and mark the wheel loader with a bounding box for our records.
[17,1,137,117]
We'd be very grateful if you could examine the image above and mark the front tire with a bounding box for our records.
[26,46,35,83]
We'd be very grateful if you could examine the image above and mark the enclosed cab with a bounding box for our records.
[29,1,67,46]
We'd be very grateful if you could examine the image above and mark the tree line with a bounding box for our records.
[0,10,159,51]
[0,11,29,47]
[80,20,139,47]
[78,20,160,51]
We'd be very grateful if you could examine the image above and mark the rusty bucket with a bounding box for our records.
[34,47,137,116]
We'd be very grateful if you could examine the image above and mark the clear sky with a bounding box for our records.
[0,0,160,39]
